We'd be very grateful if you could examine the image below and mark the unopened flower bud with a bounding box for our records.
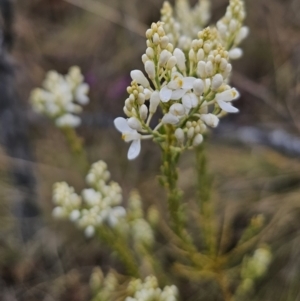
[235,26,249,44]
[130,70,150,88]
[144,88,151,100]
[205,61,214,77]
[142,54,149,64]
[139,104,148,120]
[160,36,169,49]
[166,56,177,69]
[201,113,219,128]
[229,48,243,60]
[193,134,203,146]
[197,49,205,61]
[173,48,186,72]
[189,49,196,62]
[159,50,172,66]
[193,79,204,96]
[197,61,206,78]
[149,91,160,114]
[175,128,185,143]
[128,117,142,131]
[170,103,185,116]
[145,61,156,79]
[146,29,153,39]
[146,47,154,59]
[153,33,160,45]
[187,127,195,139]
[212,74,223,90]
[137,93,145,105]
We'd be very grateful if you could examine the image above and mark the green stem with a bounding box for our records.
[160,125,183,236]
[61,126,90,173]
[195,144,216,256]
[97,227,140,278]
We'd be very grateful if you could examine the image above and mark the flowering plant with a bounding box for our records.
[30,1,272,300]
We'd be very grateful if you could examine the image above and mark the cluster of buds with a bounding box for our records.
[52,161,126,238]
[161,0,211,50]
[126,276,179,301]
[127,191,155,247]
[115,9,245,160]
[30,66,89,128]
[216,0,249,59]
[237,247,272,294]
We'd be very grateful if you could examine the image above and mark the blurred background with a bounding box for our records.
[1,0,300,300]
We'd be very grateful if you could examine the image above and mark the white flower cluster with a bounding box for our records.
[161,0,248,58]
[30,66,89,128]
[115,7,247,159]
[126,276,179,301]
[216,0,249,59]
[52,160,126,237]
[161,0,211,49]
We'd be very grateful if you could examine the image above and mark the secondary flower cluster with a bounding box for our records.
[239,247,272,292]
[52,160,126,237]
[115,1,247,160]
[126,276,179,301]
[127,191,155,247]
[161,0,248,58]
[161,0,211,49]
[90,269,178,301]
[30,66,89,128]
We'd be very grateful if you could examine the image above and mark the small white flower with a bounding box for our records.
[201,113,220,128]
[229,48,243,60]
[215,88,239,113]
[159,72,196,102]
[162,113,180,125]
[169,103,185,116]
[75,83,89,105]
[85,225,95,238]
[107,206,126,227]
[69,209,81,221]
[182,92,198,113]
[82,188,102,206]
[114,117,141,160]
[55,113,81,128]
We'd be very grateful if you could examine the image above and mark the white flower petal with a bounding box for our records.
[114,117,134,133]
[168,80,181,90]
[217,99,239,113]
[130,70,150,87]
[123,131,141,142]
[216,88,239,102]
[128,139,141,160]
[171,89,186,100]
[160,86,172,102]
[182,94,192,110]
[162,113,179,125]
[182,77,196,89]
